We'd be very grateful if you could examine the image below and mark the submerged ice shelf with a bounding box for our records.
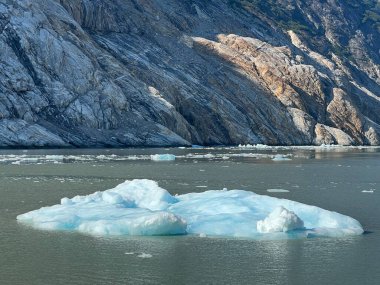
[17,180,364,239]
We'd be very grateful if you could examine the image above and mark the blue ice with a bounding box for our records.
[150,154,176,161]
[17,180,364,239]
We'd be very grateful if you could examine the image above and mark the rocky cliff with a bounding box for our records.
[0,0,379,147]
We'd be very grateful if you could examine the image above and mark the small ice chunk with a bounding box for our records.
[21,157,39,163]
[137,253,152,258]
[45,155,64,161]
[150,154,176,161]
[255,144,270,149]
[257,206,304,233]
[361,190,374,193]
[267,189,290,193]
[319,144,339,148]
[124,252,135,255]
[272,154,292,161]
[238,144,270,149]
[199,233,207,237]
[191,145,203,148]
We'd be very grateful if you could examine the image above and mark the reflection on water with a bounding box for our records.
[0,147,379,284]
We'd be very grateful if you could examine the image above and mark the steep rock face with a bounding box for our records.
[0,0,379,147]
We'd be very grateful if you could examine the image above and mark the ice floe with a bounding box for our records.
[267,189,290,193]
[238,144,272,149]
[361,190,375,193]
[17,179,364,239]
[137,253,153,258]
[150,154,176,161]
[237,144,380,151]
[272,154,292,161]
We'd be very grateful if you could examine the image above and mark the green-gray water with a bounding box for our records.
[1,147,379,284]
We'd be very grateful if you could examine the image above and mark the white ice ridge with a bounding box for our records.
[17,179,364,239]
[257,207,304,233]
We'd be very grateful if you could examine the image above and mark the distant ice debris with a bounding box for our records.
[319,144,342,148]
[17,179,364,239]
[191,145,204,149]
[184,153,215,159]
[1,144,380,165]
[272,154,292,161]
[267,189,290,193]
[361,190,374,193]
[45,155,64,161]
[238,144,271,149]
[150,154,176,161]
[137,253,153,258]
[257,206,304,233]
[236,144,380,151]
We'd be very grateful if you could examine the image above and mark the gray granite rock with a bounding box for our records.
[0,0,379,147]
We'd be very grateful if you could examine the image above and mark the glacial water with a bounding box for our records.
[0,146,379,284]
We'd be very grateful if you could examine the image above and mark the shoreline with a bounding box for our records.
[0,144,380,151]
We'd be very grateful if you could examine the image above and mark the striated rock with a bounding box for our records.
[326,88,365,143]
[314,123,354,146]
[0,0,379,147]
[288,108,316,144]
[0,119,69,147]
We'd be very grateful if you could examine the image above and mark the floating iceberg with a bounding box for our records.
[17,179,364,239]
[137,253,153,258]
[238,144,271,149]
[272,154,292,161]
[150,154,176,161]
[267,189,290,193]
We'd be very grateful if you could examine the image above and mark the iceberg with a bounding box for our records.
[150,154,176,161]
[17,179,364,239]
[137,253,153,258]
[267,189,290,193]
[272,154,292,161]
